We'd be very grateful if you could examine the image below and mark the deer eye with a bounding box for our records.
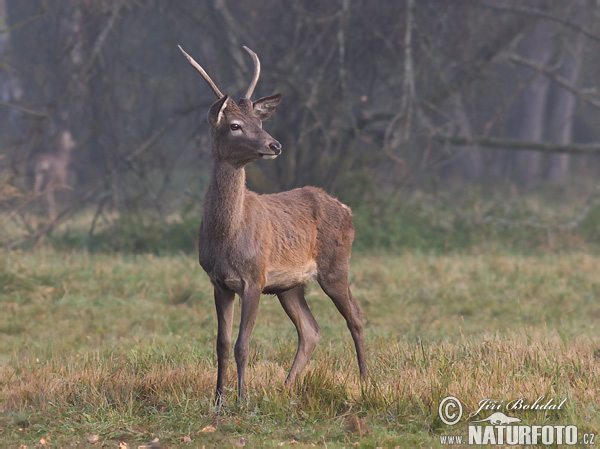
[229,123,241,131]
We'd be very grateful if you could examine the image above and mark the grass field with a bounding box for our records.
[1,247,600,447]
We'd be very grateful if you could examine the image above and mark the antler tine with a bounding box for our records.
[178,45,224,99]
[243,46,261,100]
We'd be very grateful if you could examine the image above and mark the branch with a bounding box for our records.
[507,53,600,109]
[0,100,47,117]
[478,3,600,44]
[79,0,124,77]
[425,14,531,105]
[435,134,600,155]
[212,0,247,76]
[358,15,532,134]
[0,6,46,35]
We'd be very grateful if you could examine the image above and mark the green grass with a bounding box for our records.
[1,248,600,447]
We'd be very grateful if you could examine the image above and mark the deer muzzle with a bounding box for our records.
[260,141,282,159]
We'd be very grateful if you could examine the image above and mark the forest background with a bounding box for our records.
[1,1,600,447]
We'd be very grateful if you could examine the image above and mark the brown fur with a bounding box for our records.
[32,130,74,221]
[183,48,367,402]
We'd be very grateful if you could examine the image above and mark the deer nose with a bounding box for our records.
[269,142,282,155]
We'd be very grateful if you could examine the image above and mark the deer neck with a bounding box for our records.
[203,160,247,240]
[56,149,70,165]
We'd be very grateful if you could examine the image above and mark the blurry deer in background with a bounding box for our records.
[178,45,367,402]
[32,130,74,221]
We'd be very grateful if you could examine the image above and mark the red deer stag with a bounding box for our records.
[32,130,74,221]
[178,45,366,402]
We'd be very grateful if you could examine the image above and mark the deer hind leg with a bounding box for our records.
[33,171,45,195]
[46,190,56,221]
[234,283,262,399]
[214,286,235,404]
[317,267,367,380]
[33,172,46,221]
[276,285,321,387]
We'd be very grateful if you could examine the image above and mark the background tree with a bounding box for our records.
[1,0,600,246]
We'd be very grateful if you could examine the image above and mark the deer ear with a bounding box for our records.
[252,94,282,121]
[208,95,230,128]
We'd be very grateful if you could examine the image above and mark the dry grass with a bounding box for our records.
[1,249,600,447]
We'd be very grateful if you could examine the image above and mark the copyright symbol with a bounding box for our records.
[439,396,463,426]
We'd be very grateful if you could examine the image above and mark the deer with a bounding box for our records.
[32,130,74,221]
[178,44,367,402]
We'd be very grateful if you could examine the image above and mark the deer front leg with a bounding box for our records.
[214,286,235,405]
[33,172,44,195]
[234,283,261,399]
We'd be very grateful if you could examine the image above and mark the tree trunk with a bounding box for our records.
[546,3,586,183]
[513,21,552,186]
[451,94,483,180]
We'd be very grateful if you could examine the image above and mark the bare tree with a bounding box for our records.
[512,21,553,185]
[2,0,600,249]
[546,1,587,183]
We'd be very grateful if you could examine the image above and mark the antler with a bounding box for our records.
[243,46,261,100]
[178,45,224,99]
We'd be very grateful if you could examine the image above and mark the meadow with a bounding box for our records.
[1,240,600,447]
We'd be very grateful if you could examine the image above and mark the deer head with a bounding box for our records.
[179,45,282,167]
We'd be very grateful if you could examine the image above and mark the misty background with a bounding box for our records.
[1,0,600,252]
